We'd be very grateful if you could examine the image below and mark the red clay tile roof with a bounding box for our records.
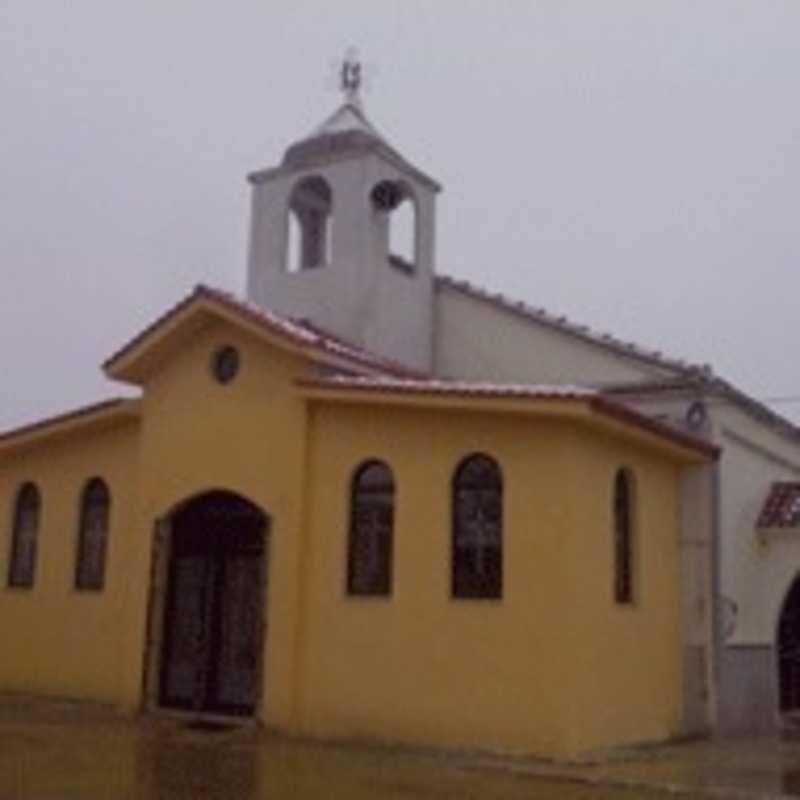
[757,483,800,528]
[436,275,712,378]
[300,375,596,400]
[438,275,800,444]
[103,285,428,380]
[299,376,719,459]
[0,397,137,447]
[602,377,800,443]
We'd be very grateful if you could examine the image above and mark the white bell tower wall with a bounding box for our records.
[246,150,438,373]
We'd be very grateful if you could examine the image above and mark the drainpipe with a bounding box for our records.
[710,458,722,733]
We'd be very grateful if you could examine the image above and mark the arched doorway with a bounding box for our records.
[778,576,800,714]
[158,491,268,717]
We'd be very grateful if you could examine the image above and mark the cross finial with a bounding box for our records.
[340,46,362,108]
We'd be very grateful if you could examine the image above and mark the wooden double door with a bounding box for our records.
[159,493,268,717]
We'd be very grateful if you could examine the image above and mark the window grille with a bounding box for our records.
[452,454,503,599]
[8,482,40,589]
[614,469,635,604]
[348,461,394,596]
[75,478,110,591]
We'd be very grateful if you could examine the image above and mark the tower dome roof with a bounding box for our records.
[282,101,392,167]
[248,49,441,191]
[279,100,440,192]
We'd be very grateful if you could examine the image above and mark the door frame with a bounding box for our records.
[777,573,800,718]
[140,492,270,721]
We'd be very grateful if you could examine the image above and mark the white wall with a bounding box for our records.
[434,284,673,385]
[714,407,800,646]
[247,152,437,373]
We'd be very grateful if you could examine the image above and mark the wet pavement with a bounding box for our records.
[475,735,800,799]
[0,696,798,799]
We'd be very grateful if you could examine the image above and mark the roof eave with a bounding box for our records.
[589,396,719,461]
[0,398,141,455]
[103,301,215,384]
[248,146,442,193]
[298,379,716,462]
[608,376,800,444]
[103,287,420,387]
[298,378,593,416]
[435,275,707,378]
[438,274,800,446]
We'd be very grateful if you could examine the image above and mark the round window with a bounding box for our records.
[211,346,240,385]
[370,180,404,212]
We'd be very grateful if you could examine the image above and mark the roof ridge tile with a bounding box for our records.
[435,274,706,376]
[0,397,136,446]
[299,375,718,459]
[103,285,428,380]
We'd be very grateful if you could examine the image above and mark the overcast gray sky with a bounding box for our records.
[1,1,799,429]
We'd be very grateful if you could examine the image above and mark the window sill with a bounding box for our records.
[450,595,503,603]
[388,255,416,275]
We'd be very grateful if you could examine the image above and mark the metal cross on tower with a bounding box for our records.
[340,47,362,107]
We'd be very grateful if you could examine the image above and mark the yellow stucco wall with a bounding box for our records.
[0,318,312,723]
[299,403,683,757]
[561,431,682,754]
[0,419,140,703]
[114,318,311,726]
[0,314,690,758]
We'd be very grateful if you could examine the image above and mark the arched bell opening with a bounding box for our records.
[370,179,418,273]
[144,490,270,719]
[778,575,800,717]
[286,175,333,272]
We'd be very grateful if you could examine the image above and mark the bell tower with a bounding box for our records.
[245,53,440,372]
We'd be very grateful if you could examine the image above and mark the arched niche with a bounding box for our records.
[287,175,333,272]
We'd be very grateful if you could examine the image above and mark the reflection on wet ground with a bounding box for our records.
[0,696,794,799]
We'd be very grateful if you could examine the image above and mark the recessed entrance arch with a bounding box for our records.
[156,490,269,717]
[778,575,800,714]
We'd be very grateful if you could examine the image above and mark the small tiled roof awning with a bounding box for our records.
[757,483,800,528]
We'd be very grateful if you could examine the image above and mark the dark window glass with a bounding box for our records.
[212,346,240,385]
[347,461,394,596]
[614,469,634,604]
[75,478,110,591]
[8,482,40,589]
[452,454,503,599]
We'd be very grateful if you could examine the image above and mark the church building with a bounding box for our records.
[0,60,717,759]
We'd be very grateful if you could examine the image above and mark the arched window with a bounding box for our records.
[370,179,417,273]
[613,469,635,605]
[452,454,503,599]
[75,478,110,591]
[348,461,394,596]
[287,175,333,272]
[8,482,40,588]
